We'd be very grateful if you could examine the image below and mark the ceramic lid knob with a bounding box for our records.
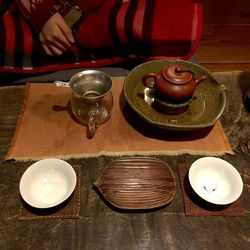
[162,65,193,84]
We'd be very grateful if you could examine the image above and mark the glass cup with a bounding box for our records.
[55,70,113,138]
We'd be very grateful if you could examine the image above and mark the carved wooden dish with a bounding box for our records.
[94,157,176,210]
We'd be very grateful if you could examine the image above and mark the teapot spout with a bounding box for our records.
[195,75,207,85]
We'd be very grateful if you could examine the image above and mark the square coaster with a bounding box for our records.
[178,164,245,216]
[18,166,81,220]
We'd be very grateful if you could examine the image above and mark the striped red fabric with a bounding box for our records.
[115,1,130,44]
[3,10,15,53]
[0,0,203,73]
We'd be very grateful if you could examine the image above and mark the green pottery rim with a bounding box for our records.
[123,59,226,131]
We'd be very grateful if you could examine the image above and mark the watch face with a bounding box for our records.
[63,5,83,29]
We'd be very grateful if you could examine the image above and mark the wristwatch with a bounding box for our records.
[57,0,83,31]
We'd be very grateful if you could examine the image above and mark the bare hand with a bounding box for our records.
[39,12,75,56]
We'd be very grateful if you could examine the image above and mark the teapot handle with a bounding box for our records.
[142,72,158,88]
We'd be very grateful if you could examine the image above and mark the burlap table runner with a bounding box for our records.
[178,164,245,216]
[6,77,233,161]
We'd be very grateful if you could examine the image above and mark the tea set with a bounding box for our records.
[19,60,243,211]
[55,70,113,139]
[19,158,76,209]
[54,61,210,137]
[142,64,207,114]
[142,64,207,101]
[20,156,243,209]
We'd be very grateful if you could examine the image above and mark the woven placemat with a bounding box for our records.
[6,77,233,161]
[178,164,245,216]
[18,166,81,220]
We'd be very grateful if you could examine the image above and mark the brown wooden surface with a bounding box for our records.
[0,72,249,250]
[0,2,250,249]
[197,0,250,71]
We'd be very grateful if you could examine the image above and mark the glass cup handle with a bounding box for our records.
[87,110,99,139]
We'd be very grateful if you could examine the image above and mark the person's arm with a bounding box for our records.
[16,0,58,32]
[16,0,74,56]
[39,12,75,56]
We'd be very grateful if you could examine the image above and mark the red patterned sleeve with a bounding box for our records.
[16,0,58,32]
[74,0,105,12]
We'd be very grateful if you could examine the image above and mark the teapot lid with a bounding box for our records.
[162,65,193,84]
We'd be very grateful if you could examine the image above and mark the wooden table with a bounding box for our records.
[197,0,250,72]
[0,73,249,250]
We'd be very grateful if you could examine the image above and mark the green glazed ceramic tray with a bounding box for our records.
[123,59,226,131]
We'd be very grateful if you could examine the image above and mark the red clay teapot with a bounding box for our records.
[142,65,207,101]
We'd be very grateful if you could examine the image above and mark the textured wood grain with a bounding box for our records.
[94,157,176,209]
[0,73,250,250]
[196,0,250,71]
[1,1,250,248]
